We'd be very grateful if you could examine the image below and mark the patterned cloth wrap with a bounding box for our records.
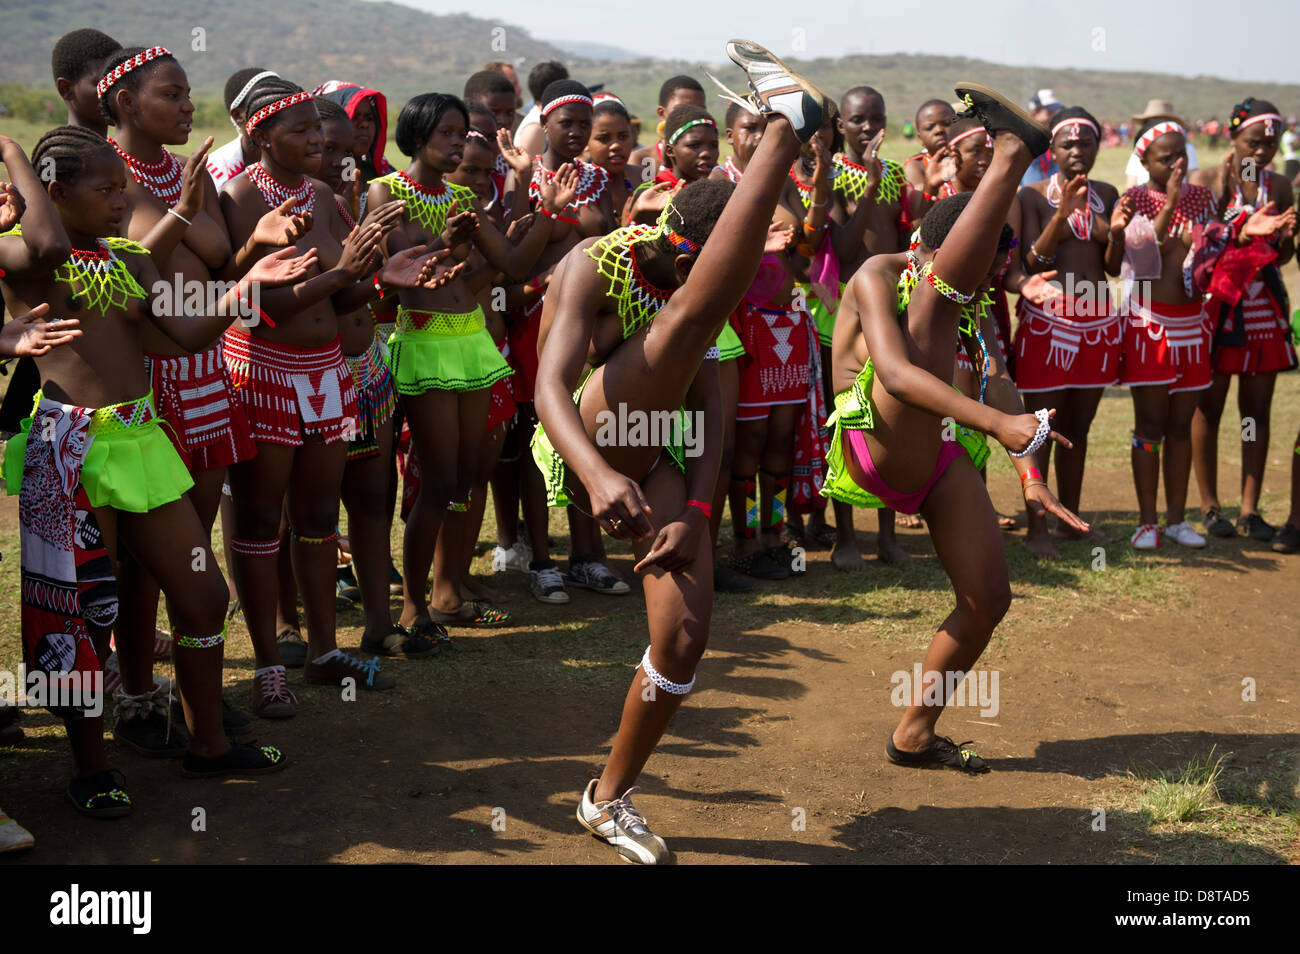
[344,336,396,460]
[223,329,360,446]
[2,392,192,719]
[145,340,257,471]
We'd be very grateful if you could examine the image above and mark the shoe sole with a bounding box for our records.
[252,704,296,719]
[181,758,291,779]
[725,39,834,120]
[531,591,571,604]
[303,676,397,690]
[951,82,1051,155]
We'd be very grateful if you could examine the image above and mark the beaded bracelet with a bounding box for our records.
[372,269,385,299]
[165,207,192,227]
[1029,241,1056,265]
[922,263,975,305]
[1020,467,1044,485]
[1010,408,1052,458]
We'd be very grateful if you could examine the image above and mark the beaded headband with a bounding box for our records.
[656,202,701,256]
[229,70,280,131]
[593,92,625,107]
[1134,120,1185,159]
[667,118,717,146]
[949,126,991,149]
[541,93,593,117]
[246,91,313,136]
[465,129,490,144]
[1051,117,1099,142]
[97,46,172,100]
[1232,111,1283,136]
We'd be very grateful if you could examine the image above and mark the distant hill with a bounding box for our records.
[2,0,1297,130]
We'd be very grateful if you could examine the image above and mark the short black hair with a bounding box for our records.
[664,104,716,145]
[841,85,884,110]
[315,96,349,124]
[659,75,704,108]
[920,192,1013,250]
[652,177,734,256]
[915,98,953,124]
[51,28,121,85]
[395,92,469,157]
[242,78,309,138]
[528,61,569,103]
[725,101,760,129]
[223,67,274,110]
[32,124,116,187]
[97,46,180,126]
[1228,97,1282,137]
[594,99,631,124]
[463,69,515,103]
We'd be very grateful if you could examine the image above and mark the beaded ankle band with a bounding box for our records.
[640,647,695,695]
[174,624,226,649]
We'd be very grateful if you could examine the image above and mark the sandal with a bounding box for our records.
[67,769,133,819]
[806,522,837,549]
[406,618,454,651]
[886,734,989,774]
[430,600,512,628]
[952,82,1051,156]
[181,743,289,778]
[360,626,441,658]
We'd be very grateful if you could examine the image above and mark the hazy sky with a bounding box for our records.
[398,0,1300,84]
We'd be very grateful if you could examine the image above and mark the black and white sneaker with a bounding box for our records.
[567,560,631,595]
[577,779,671,865]
[529,560,571,604]
[704,39,835,142]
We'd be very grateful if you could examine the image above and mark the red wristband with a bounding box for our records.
[372,269,385,299]
[1020,467,1044,485]
[686,499,712,520]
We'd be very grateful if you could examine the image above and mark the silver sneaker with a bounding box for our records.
[718,38,835,141]
[566,560,630,595]
[577,780,671,865]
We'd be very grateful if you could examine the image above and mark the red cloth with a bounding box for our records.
[1209,277,1297,375]
[312,82,395,181]
[736,302,811,420]
[1013,293,1122,391]
[507,295,543,404]
[146,343,257,471]
[486,339,517,432]
[790,309,828,514]
[1120,299,1212,393]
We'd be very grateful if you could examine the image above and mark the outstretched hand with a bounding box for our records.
[174,137,214,220]
[337,222,385,279]
[253,197,313,248]
[497,128,533,174]
[1024,481,1090,534]
[1020,270,1063,307]
[0,303,81,357]
[764,220,795,254]
[1240,202,1296,242]
[245,245,319,287]
[1109,194,1135,238]
[538,162,579,215]
[380,245,467,290]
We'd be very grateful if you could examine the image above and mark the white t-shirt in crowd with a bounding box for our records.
[514,104,542,147]
[1125,141,1199,185]
[206,137,249,190]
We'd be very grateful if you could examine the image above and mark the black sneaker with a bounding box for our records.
[1202,505,1235,538]
[1272,522,1300,553]
[114,708,188,759]
[1238,512,1277,542]
[952,82,1051,157]
[276,627,309,669]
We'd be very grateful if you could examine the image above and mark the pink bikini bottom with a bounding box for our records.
[844,427,965,515]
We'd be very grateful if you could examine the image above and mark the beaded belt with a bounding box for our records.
[397,304,486,337]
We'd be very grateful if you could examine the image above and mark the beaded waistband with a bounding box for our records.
[34,389,157,435]
[397,304,486,337]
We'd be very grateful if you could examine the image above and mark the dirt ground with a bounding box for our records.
[2,431,1297,865]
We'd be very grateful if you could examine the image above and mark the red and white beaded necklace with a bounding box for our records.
[1126,183,1216,234]
[111,139,184,207]
[529,155,608,211]
[247,161,315,217]
[1046,173,1105,241]
[722,156,744,183]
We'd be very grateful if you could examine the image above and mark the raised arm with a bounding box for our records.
[0,136,71,276]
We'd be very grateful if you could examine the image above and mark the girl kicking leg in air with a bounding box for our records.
[535,39,831,862]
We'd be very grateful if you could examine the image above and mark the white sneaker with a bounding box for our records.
[577,780,670,865]
[1163,521,1206,548]
[0,806,34,854]
[491,541,532,574]
[1130,524,1161,550]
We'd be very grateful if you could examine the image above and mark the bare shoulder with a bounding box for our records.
[1092,179,1120,205]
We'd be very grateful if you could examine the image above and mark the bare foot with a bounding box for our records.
[460,574,506,603]
[998,514,1017,531]
[831,540,866,572]
[1054,524,1112,544]
[877,538,911,564]
[1026,531,1060,559]
[899,512,923,529]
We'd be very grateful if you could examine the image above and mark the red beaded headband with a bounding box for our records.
[1051,117,1099,141]
[1233,112,1283,136]
[96,46,172,100]
[1134,120,1185,159]
[246,91,314,135]
[541,93,593,117]
[949,126,991,149]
